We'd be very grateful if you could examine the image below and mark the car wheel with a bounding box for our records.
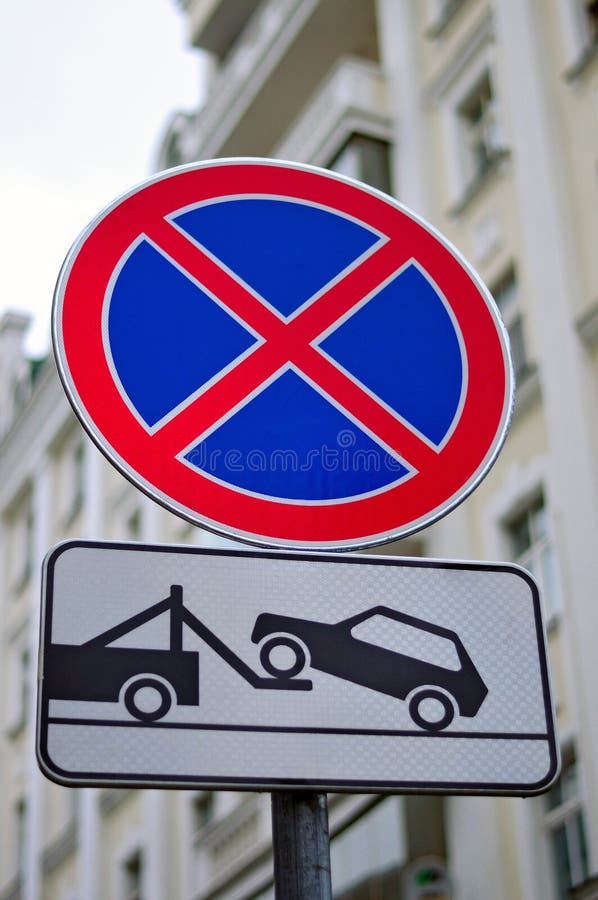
[260,636,307,679]
[408,688,455,732]
[124,677,172,722]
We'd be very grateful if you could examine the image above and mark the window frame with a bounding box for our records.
[482,460,563,630]
[542,744,590,898]
[6,492,34,593]
[503,490,563,626]
[437,47,508,210]
[58,438,86,527]
[491,266,532,383]
[192,791,216,838]
[456,70,503,185]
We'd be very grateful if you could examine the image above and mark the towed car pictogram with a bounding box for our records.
[252,605,488,731]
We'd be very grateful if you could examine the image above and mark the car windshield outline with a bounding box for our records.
[346,609,462,670]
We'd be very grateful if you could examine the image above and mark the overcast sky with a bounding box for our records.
[1,0,202,355]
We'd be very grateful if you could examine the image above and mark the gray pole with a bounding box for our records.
[271,791,333,899]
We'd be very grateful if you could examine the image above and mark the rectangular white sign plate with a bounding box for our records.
[37,541,558,795]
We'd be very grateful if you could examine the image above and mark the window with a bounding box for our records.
[5,641,30,736]
[16,797,27,878]
[123,849,143,900]
[192,792,215,834]
[12,372,30,415]
[8,498,34,591]
[543,747,590,898]
[61,440,85,525]
[561,0,598,77]
[506,493,562,621]
[457,71,504,188]
[492,268,530,381]
[328,135,391,194]
[125,508,142,541]
[581,0,598,43]
[18,648,30,730]
[69,787,80,826]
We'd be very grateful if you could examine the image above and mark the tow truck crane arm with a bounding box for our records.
[84,585,311,691]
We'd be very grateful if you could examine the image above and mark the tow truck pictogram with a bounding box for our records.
[43,585,312,722]
[44,585,488,731]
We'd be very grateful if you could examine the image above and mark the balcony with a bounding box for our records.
[182,0,258,59]
[193,793,272,898]
[165,0,379,163]
[275,56,391,165]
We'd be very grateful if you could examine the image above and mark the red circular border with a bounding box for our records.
[54,161,511,548]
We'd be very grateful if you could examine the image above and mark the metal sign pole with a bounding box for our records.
[271,791,332,899]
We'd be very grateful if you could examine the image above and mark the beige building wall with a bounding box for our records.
[1,1,597,898]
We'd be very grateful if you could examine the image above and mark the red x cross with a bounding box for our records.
[144,216,439,472]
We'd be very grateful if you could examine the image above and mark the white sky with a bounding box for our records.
[1,0,202,356]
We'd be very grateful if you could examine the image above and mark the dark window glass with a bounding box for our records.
[328,135,392,194]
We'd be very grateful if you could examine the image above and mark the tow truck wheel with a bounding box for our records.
[408,688,455,732]
[124,677,172,722]
[260,636,307,679]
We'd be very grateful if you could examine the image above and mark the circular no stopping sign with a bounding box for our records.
[53,159,513,550]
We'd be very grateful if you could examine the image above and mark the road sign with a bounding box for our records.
[37,541,558,794]
[53,159,513,550]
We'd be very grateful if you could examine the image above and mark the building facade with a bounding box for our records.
[1,0,598,897]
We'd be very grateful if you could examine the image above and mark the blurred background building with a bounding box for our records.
[1,0,598,897]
